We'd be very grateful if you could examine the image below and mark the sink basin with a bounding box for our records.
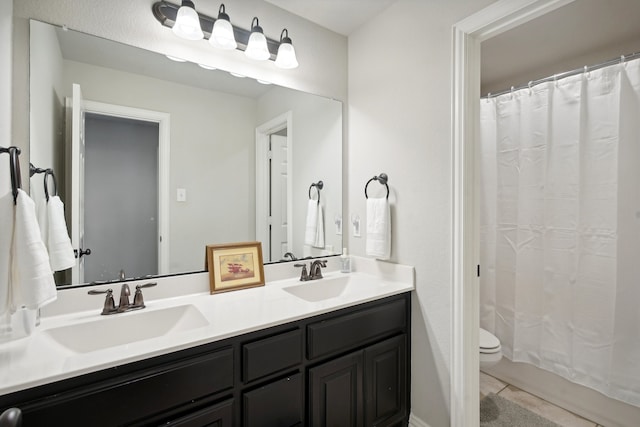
[43,304,209,353]
[283,276,350,302]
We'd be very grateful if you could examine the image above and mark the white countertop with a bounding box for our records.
[0,256,414,396]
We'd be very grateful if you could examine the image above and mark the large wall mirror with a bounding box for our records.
[29,20,343,288]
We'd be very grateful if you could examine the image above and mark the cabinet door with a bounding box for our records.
[309,351,364,427]
[242,373,302,427]
[166,398,234,426]
[364,335,407,426]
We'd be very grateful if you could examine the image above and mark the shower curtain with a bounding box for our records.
[479,57,640,407]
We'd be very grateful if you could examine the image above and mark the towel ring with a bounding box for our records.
[364,173,389,199]
[29,163,57,202]
[44,169,57,202]
[1,146,22,205]
[309,180,323,203]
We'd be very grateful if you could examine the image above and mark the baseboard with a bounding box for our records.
[408,413,432,427]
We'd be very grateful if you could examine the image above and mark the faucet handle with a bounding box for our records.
[133,282,157,308]
[88,288,116,315]
[294,263,309,281]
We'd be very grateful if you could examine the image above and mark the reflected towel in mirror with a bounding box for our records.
[37,196,75,272]
[304,199,325,249]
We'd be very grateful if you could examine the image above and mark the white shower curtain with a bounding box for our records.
[479,57,640,407]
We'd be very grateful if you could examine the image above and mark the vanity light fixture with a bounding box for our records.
[245,18,270,61]
[172,0,204,40]
[209,4,236,50]
[275,29,298,69]
[152,2,298,67]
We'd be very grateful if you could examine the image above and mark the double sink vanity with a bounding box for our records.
[0,256,414,426]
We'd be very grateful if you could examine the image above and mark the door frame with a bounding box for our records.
[82,100,171,275]
[450,1,574,426]
[255,111,293,261]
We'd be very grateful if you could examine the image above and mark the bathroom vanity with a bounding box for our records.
[0,259,413,426]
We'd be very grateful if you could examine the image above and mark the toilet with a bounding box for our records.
[479,328,502,368]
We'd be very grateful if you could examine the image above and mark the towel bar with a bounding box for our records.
[364,173,389,199]
[308,180,323,203]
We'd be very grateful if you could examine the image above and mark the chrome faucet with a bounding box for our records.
[88,282,157,315]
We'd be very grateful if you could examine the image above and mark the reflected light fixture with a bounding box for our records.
[209,4,237,50]
[275,29,298,69]
[172,0,204,40]
[245,17,270,61]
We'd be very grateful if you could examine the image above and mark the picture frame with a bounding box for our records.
[205,241,265,294]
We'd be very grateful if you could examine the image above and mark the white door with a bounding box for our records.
[270,134,288,261]
[67,83,86,284]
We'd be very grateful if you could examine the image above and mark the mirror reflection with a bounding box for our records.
[29,20,342,288]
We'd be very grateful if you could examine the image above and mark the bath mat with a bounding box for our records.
[480,393,561,427]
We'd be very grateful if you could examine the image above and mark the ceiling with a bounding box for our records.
[481,0,640,95]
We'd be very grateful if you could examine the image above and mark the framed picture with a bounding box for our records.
[206,242,265,294]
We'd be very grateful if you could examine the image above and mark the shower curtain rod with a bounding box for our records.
[483,50,640,99]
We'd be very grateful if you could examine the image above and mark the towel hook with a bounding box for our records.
[1,146,22,204]
[364,173,389,199]
[308,180,323,204]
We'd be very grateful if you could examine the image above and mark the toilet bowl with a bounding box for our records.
[479,328,502,368]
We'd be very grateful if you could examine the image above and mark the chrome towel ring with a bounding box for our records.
[364,173,389,199]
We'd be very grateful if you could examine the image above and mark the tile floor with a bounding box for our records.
[480,371,603,427]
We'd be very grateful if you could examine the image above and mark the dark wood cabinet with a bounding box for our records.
[308,335,407,427]
[309,351,364,427]
[0,292,410,427]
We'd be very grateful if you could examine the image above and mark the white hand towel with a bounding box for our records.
[304,200,325,249]
[45,196,76,271]
[366,197,391,260]
[0,192,14,316]
[10,189,56,312]
[314,203,325,249]
[304,199,318,246]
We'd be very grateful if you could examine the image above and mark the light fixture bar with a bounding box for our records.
[152,1,279,61]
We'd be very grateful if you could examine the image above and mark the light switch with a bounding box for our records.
[177,188,187,202]
[351,214,361,238]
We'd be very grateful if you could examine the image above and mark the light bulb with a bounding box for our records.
[210,4,237,50]
[172,0,203,40]
[245,17,270,61]
[275,29,298,69]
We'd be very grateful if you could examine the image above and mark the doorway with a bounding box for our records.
[451,1,576,426]
[67,88,170,284]
[255,112,293,263]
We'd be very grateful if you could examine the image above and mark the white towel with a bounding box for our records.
[366,197,391,260]
[10,189,56,312]
[304,199,325,249]
[42,196,75,272]
[0,192,14,316]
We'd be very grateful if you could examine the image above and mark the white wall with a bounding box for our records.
[0,0,12,197]
[347,1,495,425]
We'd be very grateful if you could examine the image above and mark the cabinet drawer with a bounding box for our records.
[243,373,303,427]
[21,347,234,427]
[165,398,234,426]
[242,329,302,383]
[307,298,406,360]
